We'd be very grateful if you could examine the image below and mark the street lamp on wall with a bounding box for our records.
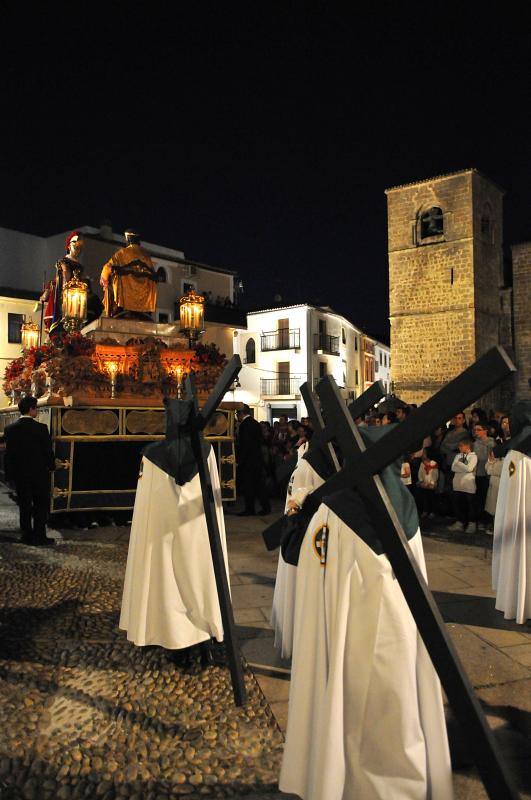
[179,289,205,347]
[62,277,88,332]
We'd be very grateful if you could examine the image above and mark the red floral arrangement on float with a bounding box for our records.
[3,332,97,398]
[191,342,227,368]
[49,331,95,356]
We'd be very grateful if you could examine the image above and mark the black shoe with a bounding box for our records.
[237,510,256,516]
[32,537,55,547]
[199,640,214,667]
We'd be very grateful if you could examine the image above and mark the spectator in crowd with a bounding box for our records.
[469,407,488,428]
[236,405,271,516]
[382,411,397,425]
[4,396,56,546]
[416,456,440,517]
[396,406,410,423]
[500,415,511,441]
[472,422,495,529]
[400,459,412,488]
[273,415,289,446]
[485,449,504,531]
[449,437,478,533]
[440,412,469,475]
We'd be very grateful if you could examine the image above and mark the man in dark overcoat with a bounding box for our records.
[236,404,271,516]
[4,396,56,546]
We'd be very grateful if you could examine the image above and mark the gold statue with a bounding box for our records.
[100,230,157,318]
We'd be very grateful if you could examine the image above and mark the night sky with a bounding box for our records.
[1,6,529,341]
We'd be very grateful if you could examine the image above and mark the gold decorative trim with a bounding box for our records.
[221,479,236,490]
[220,454,235,464]
[53,488,69,499]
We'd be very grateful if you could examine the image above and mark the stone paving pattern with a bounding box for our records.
[0,486,530,798]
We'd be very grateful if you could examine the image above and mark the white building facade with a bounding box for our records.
[232,304,370,421]
[0,224,244,378]
[374,341,391,394]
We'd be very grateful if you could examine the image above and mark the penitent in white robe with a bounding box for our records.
[271,447,324,659]
[492,449,531,624]
[120,449,229,649]
[279,503,453,800]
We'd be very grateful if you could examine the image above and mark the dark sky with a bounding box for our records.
[1,6,529,341]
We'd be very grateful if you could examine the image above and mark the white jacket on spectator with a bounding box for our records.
[451,452,477,494]
[417,461,439,489]
[485,457,503,516]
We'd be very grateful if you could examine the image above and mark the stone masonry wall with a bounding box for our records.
[512,242,531,400]
[387,170,509,409]
[388,172,477,405]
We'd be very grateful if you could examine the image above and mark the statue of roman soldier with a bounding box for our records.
[100,230,157,318]
[40,231,86,334]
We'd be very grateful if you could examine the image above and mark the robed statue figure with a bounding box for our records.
[100,230,157,318]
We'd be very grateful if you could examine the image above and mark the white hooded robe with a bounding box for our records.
[492,449,531,624]
[120,448,229,649]
[279,502,453,800]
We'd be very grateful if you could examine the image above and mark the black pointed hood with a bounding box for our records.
[143,398,204,486]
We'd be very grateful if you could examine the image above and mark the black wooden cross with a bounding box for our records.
[185,355,247,707]
[297,347,518,799]
[300,379,386,476]
[263,381,386,552]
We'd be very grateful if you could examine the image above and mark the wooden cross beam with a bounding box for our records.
[262,381,386,549]
[309,347,518,800]
[300,380,385,476]
[185,355,247,707]
[305,346,515,516]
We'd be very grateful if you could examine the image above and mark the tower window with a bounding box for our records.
[245,338,256,364]
[156,266,168,283]
[420,207,444,239]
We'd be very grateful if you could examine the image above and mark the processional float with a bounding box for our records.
[264,346,519,800]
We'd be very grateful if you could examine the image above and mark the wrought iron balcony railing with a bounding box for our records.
[260,377,301,396]
[260,328,300,351]
[313,333,340,355]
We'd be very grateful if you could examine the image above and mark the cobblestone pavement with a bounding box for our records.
[0,494,285,799]
[0,486,530,799]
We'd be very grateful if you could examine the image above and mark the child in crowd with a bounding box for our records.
[416,456,439,517]
[449,437,478,533]
[472,422,495,529]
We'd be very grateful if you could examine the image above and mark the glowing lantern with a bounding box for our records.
[179,290,205,347]
[104,359,119,398]
[62,277,88,332]
[21,318,39,351]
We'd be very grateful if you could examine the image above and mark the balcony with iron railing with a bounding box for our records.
[260,328,300,351]
[260,376,302,397]
[313,333,340,355]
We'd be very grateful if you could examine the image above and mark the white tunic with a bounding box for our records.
[492,449,531,624]
[280,503,453,800]
[119,449,229,649]
[271,452,324,658]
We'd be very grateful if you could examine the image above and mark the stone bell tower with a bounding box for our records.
[386,169,512,408]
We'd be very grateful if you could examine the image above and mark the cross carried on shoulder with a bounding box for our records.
[184,355,247,707]
[265,346,519,799]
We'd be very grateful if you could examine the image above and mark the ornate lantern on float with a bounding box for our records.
[62,277,88,332]
[179,289,205,348]
[20,318,39,351]
[104,359,119,399]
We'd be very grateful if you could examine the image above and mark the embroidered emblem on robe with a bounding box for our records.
[312,524,329,566]
[509,461,516,477]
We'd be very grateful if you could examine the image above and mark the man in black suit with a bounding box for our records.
[236,404,271,516]
[4,396,56,546]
